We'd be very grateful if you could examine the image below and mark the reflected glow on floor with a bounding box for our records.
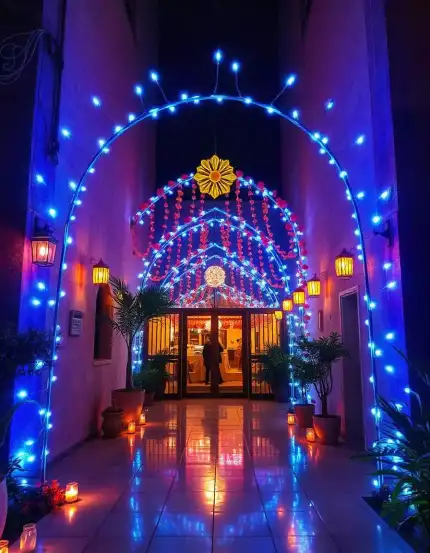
[13,400,414,553]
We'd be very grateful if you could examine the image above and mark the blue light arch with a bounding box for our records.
[36,83,401,483]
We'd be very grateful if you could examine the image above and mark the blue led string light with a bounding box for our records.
[38,52,407,488]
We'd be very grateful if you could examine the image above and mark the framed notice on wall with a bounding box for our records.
[69,310,83,336]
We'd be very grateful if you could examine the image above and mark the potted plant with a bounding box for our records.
[360,363,430,540]
[134,354,171,406]
[307,332,348,444]
[289,347,317,429]
[108,278,173,424]
[255,344,290,402]
[0,327,51,538]
[101,406,124,439]
[0,404,31,538]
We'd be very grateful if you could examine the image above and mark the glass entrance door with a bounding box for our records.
[185,313,245,396]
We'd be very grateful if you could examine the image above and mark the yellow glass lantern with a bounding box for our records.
[127,421,136,434]
[293,287,306,306]
[274,311,283,321]
[287,413,296,425]
[31,227,57,267]
[306,428,316,442]
[65,482,79,503]
[282,297,293,312]
[306,274,321,297]
[93,259,110,285]
[335,249,354,278]
[138,412,146,426]
[0,540,9,553]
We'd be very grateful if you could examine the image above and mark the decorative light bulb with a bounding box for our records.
[214,49,223,63]
[325,99,334,110]
[150,71,159,82]
[285,74,297,87]
[134,84,143,96]
[91,96,101,107]
[231,61,240,72]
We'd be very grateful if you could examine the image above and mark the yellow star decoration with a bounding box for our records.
[194,155,237,199]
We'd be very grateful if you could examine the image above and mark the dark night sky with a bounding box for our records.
[155,0,282,190]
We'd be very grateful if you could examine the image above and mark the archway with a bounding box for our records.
[28,53,403,482]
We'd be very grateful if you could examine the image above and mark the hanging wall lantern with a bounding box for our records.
[335,249,354,279]
[31,225,57,267]
[274,311,283,321]
[282,297,293,312]
[306,274,321,297]
[92,259,110,285]
[293,287,306,306]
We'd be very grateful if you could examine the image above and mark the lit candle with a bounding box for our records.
[0,540,9,553]
[138,412,146,425]
[287,413,296,425]
[127,421,136,434]
[65,482,79,503]
[306,428,316,442]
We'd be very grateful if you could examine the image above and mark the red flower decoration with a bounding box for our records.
[236,170,243,178]
[139,202,149,211]
[276,198,288,209]
[257,181,265,192]
[156,188,164,197]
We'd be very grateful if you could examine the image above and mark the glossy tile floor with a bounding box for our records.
[12,401,414,552]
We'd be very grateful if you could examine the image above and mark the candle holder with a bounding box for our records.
[0,540,9,553]
[127,421,136,434]
[65,482,79,503]
[19,523,37,551]
[138,412,146,426]
[306,428,316,442]
[287,413,296,425]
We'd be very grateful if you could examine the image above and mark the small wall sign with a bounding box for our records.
[69,310,83,336]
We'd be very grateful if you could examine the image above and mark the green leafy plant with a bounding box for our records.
[6,457,25,502]
[289,351,317,404]
[134,354,172,395]
[108,278,174,389]
[360,357,430,537]
[297,333,347,416]
[0,327,52,381]
[255,344,290,390]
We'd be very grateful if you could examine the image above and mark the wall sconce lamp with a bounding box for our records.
[374,219,393,248]
[31,219,57,267]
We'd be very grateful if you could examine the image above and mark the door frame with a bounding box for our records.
[339,286,365,447]
[181,308,249,398]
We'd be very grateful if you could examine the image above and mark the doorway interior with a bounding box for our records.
[186,313,244,396]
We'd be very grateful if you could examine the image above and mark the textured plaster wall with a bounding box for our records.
[281,0,407,447]
[12,0,156,463]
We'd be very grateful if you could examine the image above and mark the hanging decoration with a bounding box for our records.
[194,154,237,199]
[92,259,110,285]
[335,249,354,279]
[306,274,321,297]
[282,297,293,312]
[31,225,57,267]
[293,287,306,306]
[204,265,226,288]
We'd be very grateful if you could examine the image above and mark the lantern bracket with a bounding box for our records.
[373,219,393,248]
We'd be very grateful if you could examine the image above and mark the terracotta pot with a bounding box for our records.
[143,391,155,407]
[313,415,341,445]
[101,409,124,439]
[0,478,7,538]
[111,389,145,425]
[294,404,315,429]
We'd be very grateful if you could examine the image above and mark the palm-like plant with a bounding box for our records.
[361,355,430,537]
[108,277,174,389]
[298,332,347,417]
